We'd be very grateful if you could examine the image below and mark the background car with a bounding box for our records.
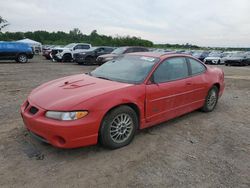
[51,43,92,62]
[224,52,250,66]
[42,45,56,60]
[204,51,224,64]
[96,46,149,65]
[192,51,210,61]
[0,41,34,63]
[74,46,115,65]
[21,52,224,149]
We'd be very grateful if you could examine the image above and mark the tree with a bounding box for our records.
[69,28,82,36]
[0,16,9,32]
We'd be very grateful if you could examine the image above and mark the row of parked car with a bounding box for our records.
[42,43,149,65]
[42,43,250,66]
[188,50,250,66]
[0,41,249,66]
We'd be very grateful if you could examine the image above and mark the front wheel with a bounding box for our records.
[201,86,219,112]
[62,54,72,62]
[17,54,28,63]
[99,106,138,149]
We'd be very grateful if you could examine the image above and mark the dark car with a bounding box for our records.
[42,45,55,60]
[0,42,34,63]
[225,52,250,66]
[96,46,149,65]
[74,46,115,65]
[192,51,210,61]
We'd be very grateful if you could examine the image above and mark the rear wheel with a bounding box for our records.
[201,86,219,112]
[99,106,138,149]
[17,54,28,63]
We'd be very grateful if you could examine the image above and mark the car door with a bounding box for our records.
[0,43,14,60]
[186,57,209,109]
[145,57,191,125]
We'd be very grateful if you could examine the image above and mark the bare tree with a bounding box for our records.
[0,16,9,32]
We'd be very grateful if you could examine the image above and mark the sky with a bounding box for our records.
[1,0,250,47]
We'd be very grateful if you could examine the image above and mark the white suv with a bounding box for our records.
[51,43,91,62]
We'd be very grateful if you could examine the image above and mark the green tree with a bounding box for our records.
[0,16,9,32]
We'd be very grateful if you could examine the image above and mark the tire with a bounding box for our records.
[17,54,28,63]
[99,106,138,149]
[85,56,96,65]
[201,86,219,112]
[62,54,72,62]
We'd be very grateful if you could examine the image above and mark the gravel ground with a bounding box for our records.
[0,56,249,188]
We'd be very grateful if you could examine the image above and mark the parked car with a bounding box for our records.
[204,52,225,65]
[224,52,250,66]
[96,46,149,65]
[74,46,115,65]
[192,51,210,61]
[21,52,225,149]
[51,43,91,62]
[0,42,34,63]
[42,45,55,60]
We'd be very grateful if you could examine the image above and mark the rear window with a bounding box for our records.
[188,58,206,75]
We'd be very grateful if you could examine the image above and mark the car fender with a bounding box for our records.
[72,84,146,128]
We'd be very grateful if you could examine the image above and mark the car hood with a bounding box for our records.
[28,74,132,111]
[205,57,220,60]
[53,47,70,50]
[99,54,119,58]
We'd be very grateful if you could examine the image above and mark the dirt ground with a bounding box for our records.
[0,56,249,188]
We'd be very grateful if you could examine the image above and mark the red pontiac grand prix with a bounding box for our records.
[21,52,225,149]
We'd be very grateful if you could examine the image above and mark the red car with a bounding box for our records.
[21,52,225,149]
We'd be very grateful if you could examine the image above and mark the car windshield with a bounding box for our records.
[208,52,222,57]
[64,43,75,48]
[90,55,159,84]
[111,47,127,54]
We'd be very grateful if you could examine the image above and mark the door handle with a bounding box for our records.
[186,82,192,85]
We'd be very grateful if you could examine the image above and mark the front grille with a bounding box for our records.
[29,106,39,115]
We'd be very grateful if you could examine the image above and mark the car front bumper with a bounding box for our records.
[20,100,101,148]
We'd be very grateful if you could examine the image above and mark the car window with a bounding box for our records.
[188,58,206,75]
[75,45,90,50]
[153,57,188,83]
[105,48,113,53]
[125,48,135,53]
[98,48,105,53]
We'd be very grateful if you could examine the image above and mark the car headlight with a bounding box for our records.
[45,111,88,121]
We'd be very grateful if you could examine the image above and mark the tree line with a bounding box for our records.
[0,28,154,47]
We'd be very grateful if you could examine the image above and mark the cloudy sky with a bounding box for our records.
[1,0,250,47]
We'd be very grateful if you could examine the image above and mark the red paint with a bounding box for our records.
[21,53,225,148]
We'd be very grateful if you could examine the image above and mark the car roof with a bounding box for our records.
[128,52,193,60]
